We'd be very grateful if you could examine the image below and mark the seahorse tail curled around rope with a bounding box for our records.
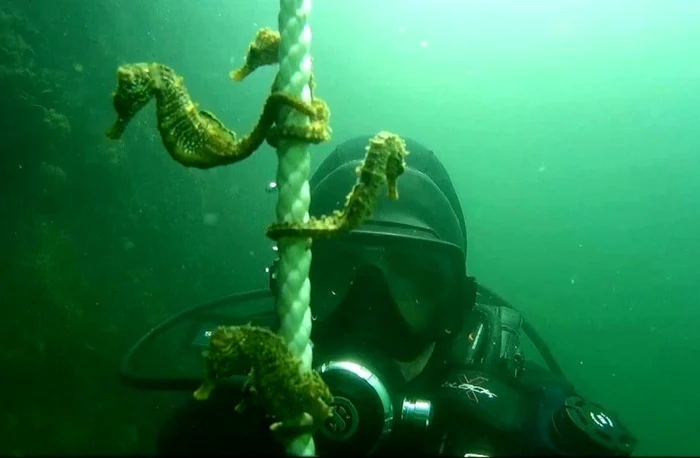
[266,131,409,241]
[107,62,328,169]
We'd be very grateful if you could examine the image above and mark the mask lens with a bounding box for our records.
[309,240,360,321]
[384,251,449,335]
[310,236,458,337]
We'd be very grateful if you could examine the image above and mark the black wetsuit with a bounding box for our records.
[157,288,635,456]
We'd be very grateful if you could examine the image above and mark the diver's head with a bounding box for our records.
[308,135,471,365]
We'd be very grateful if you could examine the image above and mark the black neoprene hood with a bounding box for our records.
[309,135,467,259]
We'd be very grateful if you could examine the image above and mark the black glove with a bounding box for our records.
[434,366,528,456]
[157,384,285,456]
[434,364,636,456]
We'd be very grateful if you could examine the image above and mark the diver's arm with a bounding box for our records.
[434,363,636,456]
[157,384,283,456]
[433,364,532,456]
[437,296,636,456]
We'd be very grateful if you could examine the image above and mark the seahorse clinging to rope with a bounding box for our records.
[194,324,334,439]
[266,131,409,240]
[106,62,329,169]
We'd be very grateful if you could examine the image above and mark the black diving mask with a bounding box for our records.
[309,231,465,339]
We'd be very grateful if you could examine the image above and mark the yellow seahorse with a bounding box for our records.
[194,324,333,438]
[266,131,409,240]
[106,62,328,169]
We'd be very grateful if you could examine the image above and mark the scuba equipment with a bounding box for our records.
[309,264,434,362]
[313,357,434,455]
[311,233,463,338]
[304,267,438,454]
[549,395,637,455]
[455,285,565,379]
[119,284,572,455]
[270,232,467,342]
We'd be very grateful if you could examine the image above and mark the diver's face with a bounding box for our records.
[309,234,464,342]
[340,267,395,334]
[308,232,467,370]
[315,265,432,363]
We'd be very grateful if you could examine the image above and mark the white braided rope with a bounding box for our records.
[275,0,315,455]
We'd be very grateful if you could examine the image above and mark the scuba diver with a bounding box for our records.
[139,135,637,456]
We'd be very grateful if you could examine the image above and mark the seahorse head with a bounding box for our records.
[106,63,158,140]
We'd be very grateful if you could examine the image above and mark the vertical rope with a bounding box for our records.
[275,0,315,455]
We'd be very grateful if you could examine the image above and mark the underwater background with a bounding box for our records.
[1,0,698,455]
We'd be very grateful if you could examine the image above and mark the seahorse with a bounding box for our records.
[266,131,409,240]
[230,27,280,82]
[193,324,333,437]
[106,62,326,169]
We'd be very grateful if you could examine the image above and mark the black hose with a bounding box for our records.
[522,319,565,378]
[119,289,272,391]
